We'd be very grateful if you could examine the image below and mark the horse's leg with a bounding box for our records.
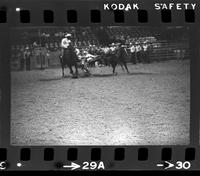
[84,62,91,74]
[112,65,115,74]
[84,66,90,74]
[75,65,78,76]
[123,62,129,74]
[112,63,117,75]
[62,65,65,78]
[69,66,74,75]
[120,63,125,72]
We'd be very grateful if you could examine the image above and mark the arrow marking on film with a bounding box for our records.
[164,161,174,170]
[63,162,81,170]
[156,161,174,170]
[156,164,164,167]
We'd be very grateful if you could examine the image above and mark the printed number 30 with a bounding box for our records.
[176,161,191,170]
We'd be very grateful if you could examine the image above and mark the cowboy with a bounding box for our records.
[80,51,91,71]
[143,42,150,63]
[130,43,137,64]
[136,44,142,63]
[110,43,116,53]
[60,33,72,57]
[24,46,31,70]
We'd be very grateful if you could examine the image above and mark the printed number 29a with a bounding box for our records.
[82,161,105,170]
[175,161,191,170]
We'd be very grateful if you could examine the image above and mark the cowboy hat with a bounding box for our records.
[65,33,72,37]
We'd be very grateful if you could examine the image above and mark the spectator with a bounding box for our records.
[130,44,137,64]
[136,44,142,63]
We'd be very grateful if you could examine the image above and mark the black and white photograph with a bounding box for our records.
[10,26,190,145]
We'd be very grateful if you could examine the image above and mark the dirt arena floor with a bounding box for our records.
[11,60,190,145]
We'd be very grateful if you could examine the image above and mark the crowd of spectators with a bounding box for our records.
[11,26,189,71]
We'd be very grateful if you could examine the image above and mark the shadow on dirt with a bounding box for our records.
[127,72,157,76]
[39,72,157,81]
[39,75,71,81]
[90,72,157,77]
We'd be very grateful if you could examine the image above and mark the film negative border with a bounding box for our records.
[0,146,199,170]
[0,9,197,24]
[0,0,200,25]
[0,9,198,25]
[1,0,200,171]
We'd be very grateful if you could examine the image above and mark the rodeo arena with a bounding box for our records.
[11,26,190,145]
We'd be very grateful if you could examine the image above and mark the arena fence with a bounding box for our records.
[11,39,190,71]
[149,40,190,61]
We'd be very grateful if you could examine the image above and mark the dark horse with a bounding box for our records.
[97,46,129,75]
[111,46,129,74]
[60,45,79,78]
